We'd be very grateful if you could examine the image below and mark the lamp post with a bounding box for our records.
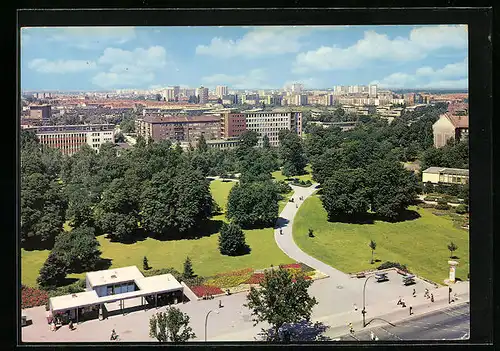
[362,275,374,327]
[204,309,219,341]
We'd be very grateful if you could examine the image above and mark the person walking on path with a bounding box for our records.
[348,322,354,334]
[430,294,434,302]
[424,288,429,298]
[370,331,375,340]
[413,288,416,297]
[409,306,413,315]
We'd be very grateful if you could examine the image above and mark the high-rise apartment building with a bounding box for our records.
[196,86,209,104]
[369,84,378,97]
[323,94,335,106]
[291,83,304,94]
[35,124,115,155]
[293,94,308,106]
[215,86,228,98]
[243,111,302,147]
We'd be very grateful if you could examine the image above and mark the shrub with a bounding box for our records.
[377,261,409,272]
[419,203,436,209]
[183,276,204,287]
[183,256,195,279]
[218,222,249,256]
[143,267,183,282]
[280,263,301,269]
[298,262,315,273]
[305,180,312,185]
[435,203,451,210]
[190,285,224,298]
[275,180,292,194]
[455,204,468,214]
[424,196,437,202]
[143,256,151,271]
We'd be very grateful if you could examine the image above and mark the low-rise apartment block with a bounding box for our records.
[135,115,220,143]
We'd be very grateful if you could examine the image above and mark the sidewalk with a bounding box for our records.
[324,280,469,338]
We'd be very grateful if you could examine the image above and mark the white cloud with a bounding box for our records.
[202,69,272,89]
[370,58,468,89]
[196,26,342,58]
[92,45,169,88]
[28,58,97,73]
[48,27,136,49]
[283,77,324,89]
[293,25,467,73]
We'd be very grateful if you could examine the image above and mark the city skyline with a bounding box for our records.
[21,25,468,91]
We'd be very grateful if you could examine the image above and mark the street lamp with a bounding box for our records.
[362,275,374,327]
[204,309,219,342]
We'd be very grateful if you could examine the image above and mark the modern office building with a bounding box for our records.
[196,86,209,104]
[206,138,241,150]
[29,104,52,121]
[243,110,302,147]
[215,86,228,98]
[35,124,115,155]
[135,114,220,143]
[432,113,469,148]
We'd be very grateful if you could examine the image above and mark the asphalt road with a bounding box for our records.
[339,302,470,341]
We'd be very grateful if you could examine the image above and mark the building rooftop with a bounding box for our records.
[50,290,99,312]
[423,167,469,176]
[142,115,220,123]
[135,274,183,295]
[86,266,144,288]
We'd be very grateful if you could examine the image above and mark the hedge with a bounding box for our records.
[377,261,409,272]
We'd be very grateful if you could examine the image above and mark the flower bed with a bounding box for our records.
[280,263,301,269]
[245,273,265,284]
[190,285,224,298]
[22,285,49,309]
[204,268,254,288]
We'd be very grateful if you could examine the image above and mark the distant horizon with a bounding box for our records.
[21,25,468,91]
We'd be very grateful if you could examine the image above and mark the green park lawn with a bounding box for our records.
[21,180,294,287]
[293,196,469,286]
[272,164,315,183]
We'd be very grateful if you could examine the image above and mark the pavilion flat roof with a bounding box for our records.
[50,290,99,312]
[86,266,145,288]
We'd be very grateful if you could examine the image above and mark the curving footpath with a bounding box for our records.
[274,183,352,285]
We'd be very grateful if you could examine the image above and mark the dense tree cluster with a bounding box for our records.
[278,130,307,177]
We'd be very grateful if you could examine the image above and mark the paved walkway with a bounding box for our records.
[274,184,353,285]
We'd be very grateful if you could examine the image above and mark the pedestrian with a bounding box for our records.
[424,288,429,298]
[409,306,413,315]
[296,204,298,208]
[413,288,416,297]
[397,297,402,305]
[348,322,354,334]
[280,229,283,235]
[431,294,434,302]
[370,331,375,340]
[219,300,223,308]
[353,304,358,311]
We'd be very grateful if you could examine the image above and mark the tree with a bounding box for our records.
[367,160,421,220]
[156,93,162,101]
[219,222,249,256]
[183,256,195,278]
[320,169,371,220]
[227,181,280,228]
[149,308,196,342]
[21,173,67,246]
[94,177,140,241]
[262,134,271,149]
[37,252,68,288]
[65,182,94,227]
[278,130,307,177]
[52,226,102,273]
[245,267,318,342]
[239,130,259,149]
[197,134,208,153]
[143,256,151,270]
[447,242,458,258]
[369,240,377,264]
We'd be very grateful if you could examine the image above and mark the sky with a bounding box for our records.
[20,25,468,91]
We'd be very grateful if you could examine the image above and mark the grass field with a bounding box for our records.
[293,196,469,285]
[272,164,315,183]
[21,180,294,287]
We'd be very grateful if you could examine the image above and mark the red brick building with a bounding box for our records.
[220,113,247,138]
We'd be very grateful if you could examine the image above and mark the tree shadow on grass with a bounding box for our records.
[149,219,224,242]
[451,256,460,260]
[275,217,290,228]
[327,209,421,225]
[106,228,148,245]
[57,277,80,287]
[22,237,55,251]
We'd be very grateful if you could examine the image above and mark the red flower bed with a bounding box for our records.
[190,285,224,298]
[245,273,265,284]
[280,263,301,269]
[22,285,49,309]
